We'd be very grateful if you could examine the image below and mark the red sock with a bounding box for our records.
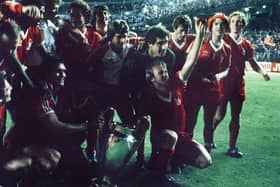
[157,148,175,175]
[229,122,240,148]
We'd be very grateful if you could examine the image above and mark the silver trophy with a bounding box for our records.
[95,108,149,184]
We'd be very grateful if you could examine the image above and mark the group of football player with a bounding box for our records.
[0,0,270,186]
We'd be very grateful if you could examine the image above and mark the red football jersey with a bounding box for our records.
[139,72,188,136]
[224,33,254,78]
[0,104,6,132]
[0,1,23,22]
[6,84,57,150]
[16,26,44,64]
[56,26,101,80]
[168,34,195,72]
[185,40,231,103]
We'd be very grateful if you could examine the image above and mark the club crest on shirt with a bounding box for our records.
[174,95,181,106]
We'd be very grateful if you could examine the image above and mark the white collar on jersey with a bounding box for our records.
[229,33,243,45]
[157,90,172,103]
[171,34,187,50]
[209,39,224,52]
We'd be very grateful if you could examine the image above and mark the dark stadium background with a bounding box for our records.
[56,0,280,62]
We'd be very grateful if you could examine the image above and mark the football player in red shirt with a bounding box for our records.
[137,19,211,185]
[56,0,101,81]
[90,5,109,37]
[121,24,177,168]
[0,1,42,24]
[184,13,231,153]
[0,21,34,122]
[0,68,60,187]
[168,15,195,73]
[4,58,91,186]
[212,11,270,158]
[0,71,33,187]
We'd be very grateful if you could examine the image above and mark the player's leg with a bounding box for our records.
[203,102,219,153]
[211,100,228,148]
[184,102,201,138]
[149,129,178,174]
[227,97,244,158]
[213,100,228,130]
[149,129,180,186]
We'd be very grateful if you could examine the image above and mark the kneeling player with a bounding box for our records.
[137,19,211,185]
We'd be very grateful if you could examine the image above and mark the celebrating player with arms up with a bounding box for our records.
[137,18,211,186]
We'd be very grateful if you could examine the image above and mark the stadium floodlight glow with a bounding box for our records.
[244,7,250,12]
[152,5,158,11]
[142,6,148,13]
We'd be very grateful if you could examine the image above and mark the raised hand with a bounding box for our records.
[194,17,207,39]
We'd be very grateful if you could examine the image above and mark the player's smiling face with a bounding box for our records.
[50,63,67,87]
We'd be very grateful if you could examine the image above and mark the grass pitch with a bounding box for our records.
[120,72,280,187]
[5,72,279,187]
[173,72,280,187]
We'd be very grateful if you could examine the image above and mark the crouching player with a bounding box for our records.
[137,19,212,185]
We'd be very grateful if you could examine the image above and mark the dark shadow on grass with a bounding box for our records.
[114,165,185,187]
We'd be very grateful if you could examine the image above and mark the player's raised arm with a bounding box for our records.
[180,18,206,81]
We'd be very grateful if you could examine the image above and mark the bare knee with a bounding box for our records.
[193,140,212,169]
[195,153,212,169]
[160,129,178,150]
[214,104,227,124]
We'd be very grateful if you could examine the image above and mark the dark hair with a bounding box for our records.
[46,0,62,5]
[40,56,64,80]
[0,21,19,42]
[107,19,129,40]
[173,15,192,31]
[69,0,90,19]
[145,25,169,45]
[90,5,109,26]
[145,58,167,82]
[21,0,45,7]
